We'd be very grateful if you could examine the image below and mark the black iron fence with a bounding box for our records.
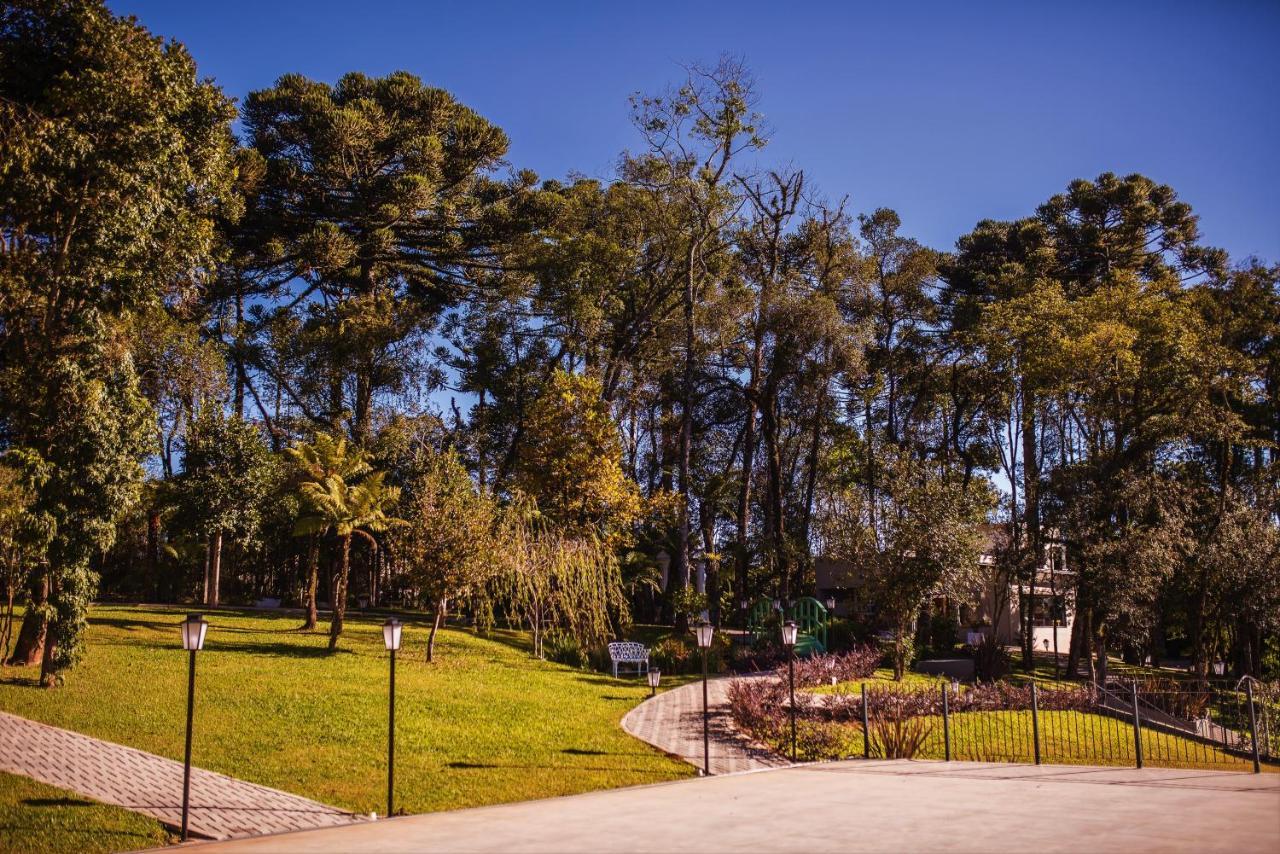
[728,673,1279,773]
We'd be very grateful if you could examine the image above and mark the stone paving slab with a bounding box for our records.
[190,760,1280,853]
[621,675,789,775]
[0,711,365,840]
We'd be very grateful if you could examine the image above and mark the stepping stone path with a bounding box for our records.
[622,675,790,775]
[0,711,366,840]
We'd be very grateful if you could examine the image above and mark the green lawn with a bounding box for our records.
[0,770,169,853]
[0,605,691,818]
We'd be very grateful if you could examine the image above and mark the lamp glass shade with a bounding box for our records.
[693,622,714,648]
[771,598,781,611]
[382,618,403,651]
[181,614,208,651]
[647,669,661,688]
[824,596,836,611]
[781,620,798,647]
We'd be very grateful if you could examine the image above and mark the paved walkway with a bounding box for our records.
[621,675,789,775]
[0,711,365,840]
[191,760,1280,853]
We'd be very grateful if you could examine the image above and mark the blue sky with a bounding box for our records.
[110,0,1279,263]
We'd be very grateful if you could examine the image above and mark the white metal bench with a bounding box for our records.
[607,641,649,678]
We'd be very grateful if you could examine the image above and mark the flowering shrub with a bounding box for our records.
[784,646,882,687]
[650,637,691,674]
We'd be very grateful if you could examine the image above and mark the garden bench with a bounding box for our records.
[607,641,650,678]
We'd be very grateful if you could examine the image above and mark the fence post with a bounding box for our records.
[1131,682,1143,770]
[1246,680,1261,774]
[862,682,870,759]
[1031,682,1041,765]
[942,683,951,761]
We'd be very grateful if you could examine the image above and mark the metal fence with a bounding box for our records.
[848,677,1275,772]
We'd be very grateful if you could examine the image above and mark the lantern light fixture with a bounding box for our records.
[181,613,208,652]
[383,618,403,652]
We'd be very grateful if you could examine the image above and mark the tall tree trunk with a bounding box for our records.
[202,538,211,605]
[1020,381,1039,672]
[426,597,448,662]
[7,569,48,666]
[207,530,223,608]
[301,536,319,630]
[327,534,351,650]
[674,255,696,633]
[146,508,161,601]
[233,292,246,419]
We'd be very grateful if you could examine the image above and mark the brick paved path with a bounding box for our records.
[622,675,790,775]
[0,711,365,840]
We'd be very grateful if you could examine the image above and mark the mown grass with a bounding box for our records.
[0,605,692,817]
[778,709,1274,772]
[0,770,170,853]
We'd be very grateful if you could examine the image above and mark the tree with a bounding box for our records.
[294,458,404,649]
[234,71,543,445]
[179,414,277,607]
[628,56,766,610]
[285,433,372,630]
[392,448,497,661]
[0,449,52,661]
[0,0,235,682]
[491,501,629,658]
[510,370,643,547]
[820,446,991,679]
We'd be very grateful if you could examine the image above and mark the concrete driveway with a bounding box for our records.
[190,760,1280,853]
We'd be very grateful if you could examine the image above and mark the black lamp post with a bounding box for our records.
[382,618,403,819]
[693,620,714,775]
[781,619,798,762]
[179,613,208,842]
[647,668,661,697]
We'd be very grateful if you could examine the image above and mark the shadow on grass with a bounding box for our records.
[206,640,354,659]
[21,797,94,807]
[444,760,666,773]
[474,630,535,657]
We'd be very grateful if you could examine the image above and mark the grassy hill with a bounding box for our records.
[0,605,691,817]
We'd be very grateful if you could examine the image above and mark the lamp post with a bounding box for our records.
[781,620,798,762]
[647,668,661,697]
[382,618,403,819]
[824,595,836,614]
[179,614,208,842]
[693,621,714,775]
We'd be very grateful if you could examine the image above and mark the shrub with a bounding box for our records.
[650,637,691,675]
[726,677,785,741]
[701,631,733,674]
[795,719,846,761]
[928,619,959,656]
[868,691,934,759]
[826,618,856,653]
[785,646,882,688]
[972,635,1010,681]
[543,629,588,669]
[729,635,788,673]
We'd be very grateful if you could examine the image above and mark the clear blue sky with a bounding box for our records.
[111,0,1279,263]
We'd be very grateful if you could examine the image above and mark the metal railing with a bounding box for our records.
[745,676,1280,773]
